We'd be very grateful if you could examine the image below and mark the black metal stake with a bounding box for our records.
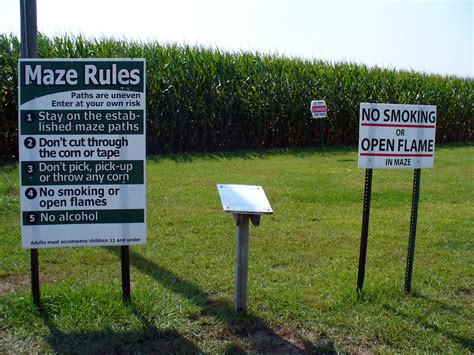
[405,168,421,293]
[21,0,39,307]
[319,118,325,156]
[357,168,373,294]
[20,0,38,59]
[30,249,40,306]
[121,246,131,303]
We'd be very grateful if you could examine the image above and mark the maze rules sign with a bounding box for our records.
[18,59,147,248]
[358,103,437,169]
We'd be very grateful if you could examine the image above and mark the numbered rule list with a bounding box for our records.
[19,59,146,248]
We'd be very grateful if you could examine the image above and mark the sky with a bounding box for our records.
[1,0,472,77]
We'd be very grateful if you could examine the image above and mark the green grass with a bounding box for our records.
[0,144,473,352]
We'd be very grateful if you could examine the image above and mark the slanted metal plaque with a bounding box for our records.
[217,184,273,215]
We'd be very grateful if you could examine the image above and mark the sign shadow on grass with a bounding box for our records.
[147,147,342,164]
[105,246,336,353]
[382,302,473,351]
[37,302,201,353]
[412,292,471,318]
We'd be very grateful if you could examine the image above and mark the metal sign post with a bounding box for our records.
[217,184,273,314]
[121,245,131,303]
[20,0,40,307]
[318,118,325,156]
[310,100,327,155]
[405,168,421,293]
[357,168,373,293]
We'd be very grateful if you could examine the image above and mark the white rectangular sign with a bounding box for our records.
[19,59,147,248]
[217,184,273,215]
[358,103,437,169]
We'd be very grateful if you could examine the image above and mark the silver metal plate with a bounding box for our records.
[217,184,273,215]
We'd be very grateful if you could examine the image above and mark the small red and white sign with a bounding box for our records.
[310,100,327,119]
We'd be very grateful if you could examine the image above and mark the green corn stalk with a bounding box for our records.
[0,33,472,158]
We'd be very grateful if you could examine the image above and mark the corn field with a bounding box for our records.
[1,34,472,159]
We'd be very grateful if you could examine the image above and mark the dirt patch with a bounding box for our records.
[206,322,337,353]
[459,288,472,298]
[459,287,473,307]
[347,345,373,354]
[238,326,340,353]
[0,273,64,297]
[0,330,43,354]
[0,275,30,297]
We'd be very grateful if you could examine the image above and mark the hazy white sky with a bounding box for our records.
[1,0,472,77]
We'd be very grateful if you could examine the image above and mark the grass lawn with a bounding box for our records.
[0,144,472,352]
